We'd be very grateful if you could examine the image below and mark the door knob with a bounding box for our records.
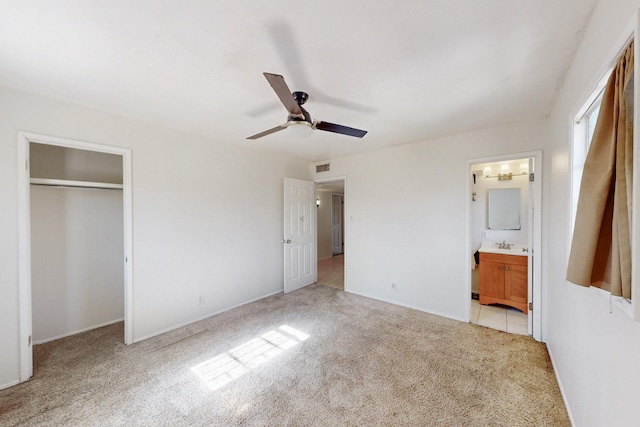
[282,239,292,244]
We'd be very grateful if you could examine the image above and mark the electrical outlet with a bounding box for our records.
[198,295,205,305]
[391,282,397,291]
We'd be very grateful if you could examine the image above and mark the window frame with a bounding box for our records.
[571,88,605,237]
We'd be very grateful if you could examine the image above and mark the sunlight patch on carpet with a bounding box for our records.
[191,325,310,391]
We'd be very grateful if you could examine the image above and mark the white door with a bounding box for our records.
[284,178,317,293]
[527,158,534,336]
[332,194,343,255]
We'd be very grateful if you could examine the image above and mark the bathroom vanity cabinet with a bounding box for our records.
[479,252,528,313]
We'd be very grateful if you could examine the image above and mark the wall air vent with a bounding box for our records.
[316,162,330,173]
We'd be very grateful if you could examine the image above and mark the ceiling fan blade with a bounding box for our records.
[263,73,303,118]
[247,124,288,140]
[315,121,367,138]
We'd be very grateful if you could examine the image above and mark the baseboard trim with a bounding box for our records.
[33,318,125,345]
[133,290,283,343]
[546,343,576,427]
[0,379,20,391]
[346,289,466,323]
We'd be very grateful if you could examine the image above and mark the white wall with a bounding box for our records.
[30,143,123,183]
[0,85,310,389]
[317,190,334,260]
[544,0,640,425]
[311,119,548,321]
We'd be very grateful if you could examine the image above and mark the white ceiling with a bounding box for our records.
[0,1,597,162]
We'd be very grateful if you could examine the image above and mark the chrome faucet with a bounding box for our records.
[498,240,512,249]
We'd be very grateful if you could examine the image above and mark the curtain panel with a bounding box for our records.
[567,41,634,299]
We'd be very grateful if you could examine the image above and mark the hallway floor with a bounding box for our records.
[317,254,344,290]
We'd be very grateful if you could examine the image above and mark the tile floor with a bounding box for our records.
[470,299,529,335]
[317,254,344,290]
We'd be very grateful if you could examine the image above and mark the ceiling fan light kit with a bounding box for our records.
[247,73,368,140]
[287,121,314,138]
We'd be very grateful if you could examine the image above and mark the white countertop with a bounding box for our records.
[478,244,528,257]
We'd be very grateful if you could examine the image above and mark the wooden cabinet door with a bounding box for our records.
[480,261,505,299]
[505,263,527,304]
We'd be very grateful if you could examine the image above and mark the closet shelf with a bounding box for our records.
[30,178,123,190]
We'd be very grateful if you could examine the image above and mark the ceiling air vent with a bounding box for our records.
[316,162,330,173]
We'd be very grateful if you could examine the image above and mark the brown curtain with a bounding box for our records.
[567,41,634,299]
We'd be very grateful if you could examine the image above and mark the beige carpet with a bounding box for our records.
[0,285,569,426]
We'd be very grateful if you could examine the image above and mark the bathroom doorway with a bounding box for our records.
[466,151,542,341]
[316,178,346,291]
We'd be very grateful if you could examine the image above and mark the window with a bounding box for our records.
[568,40,636,318]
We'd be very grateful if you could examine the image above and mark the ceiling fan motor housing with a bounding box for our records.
[292,91,309,105]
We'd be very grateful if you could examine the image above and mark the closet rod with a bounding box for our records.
[30,178,123,190]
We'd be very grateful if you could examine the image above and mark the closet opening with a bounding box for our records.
[17,133,133,383]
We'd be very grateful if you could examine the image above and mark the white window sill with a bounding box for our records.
[591,286,634,318]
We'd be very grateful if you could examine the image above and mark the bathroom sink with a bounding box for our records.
[478,244,528,256]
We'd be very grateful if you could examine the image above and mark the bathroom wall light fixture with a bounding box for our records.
[483,165,528,180]
[484,172,529,180]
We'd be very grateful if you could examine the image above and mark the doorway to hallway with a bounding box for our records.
[316,179,345,291]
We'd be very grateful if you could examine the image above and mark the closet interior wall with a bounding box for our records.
[29,143,124,344]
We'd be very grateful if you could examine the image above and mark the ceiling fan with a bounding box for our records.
[247,73,368,140]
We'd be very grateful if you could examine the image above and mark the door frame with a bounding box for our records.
[465,150,542,341]
[17,132,134,382]
[315,176,347,291]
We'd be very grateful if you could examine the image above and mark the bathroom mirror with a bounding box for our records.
[488,188,521,230]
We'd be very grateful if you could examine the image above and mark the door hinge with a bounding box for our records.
[28,335,32,346]
[529,173,534,182]
[528,302,533,310]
